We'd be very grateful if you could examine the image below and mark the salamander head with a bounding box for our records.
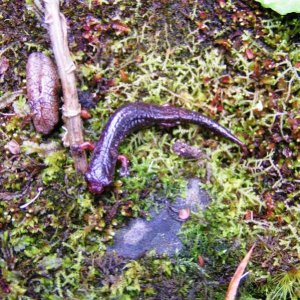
[85,172,105,194]
[88,182,104,194]
[85,171,113,194]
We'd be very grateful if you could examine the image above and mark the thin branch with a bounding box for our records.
[41,0,88,173]
[20,187,43,209]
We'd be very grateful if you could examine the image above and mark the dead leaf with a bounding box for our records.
[245,49,254,60]
[198,255,205,267]
[225,244,255,300]
[178,207,191,220]
[80,109,92,119]
[120,69,129,82]
[244,210,253,221]
[4,140,20,154]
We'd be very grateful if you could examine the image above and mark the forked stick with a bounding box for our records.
[41,0,88,173]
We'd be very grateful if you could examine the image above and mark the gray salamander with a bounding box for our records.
[85,103,247,194]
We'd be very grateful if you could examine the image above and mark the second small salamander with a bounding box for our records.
[85,103,248,194]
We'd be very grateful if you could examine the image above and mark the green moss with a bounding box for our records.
[1,0,300,299]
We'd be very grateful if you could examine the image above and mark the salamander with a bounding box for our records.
[85,103,248,194]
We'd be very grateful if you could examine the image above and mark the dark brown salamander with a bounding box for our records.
[85,103,248,194]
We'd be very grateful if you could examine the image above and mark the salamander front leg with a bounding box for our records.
[71,141,95,159]
[78,141,95,151]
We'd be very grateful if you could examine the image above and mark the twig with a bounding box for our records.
[42,0,88,173]
[20,187,43,209]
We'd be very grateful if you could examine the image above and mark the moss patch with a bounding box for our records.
[0,0,300,299]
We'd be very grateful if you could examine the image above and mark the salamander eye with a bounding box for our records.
[85,172,92,182]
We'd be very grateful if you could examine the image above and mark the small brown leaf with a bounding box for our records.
[198,255,205,267]
[215,39,231,49]
[219,75,232,84]
[225,244,255,300]
[263,59,275,70]
[263,191,275,219]
[244,210,253,221]
[253,61,261,79]
[196,22,208,31]
[178,207,191,220]
[245,49,254,60]
[80,109,92,119]
[93,73,102,82]
[4,140,20,155]
[120,69,129,82]
[199,11,207,19]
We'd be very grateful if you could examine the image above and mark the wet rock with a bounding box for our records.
[107,178,210,259]
[186,178,211,211]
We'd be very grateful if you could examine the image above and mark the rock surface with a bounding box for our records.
[108,178,210,259]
